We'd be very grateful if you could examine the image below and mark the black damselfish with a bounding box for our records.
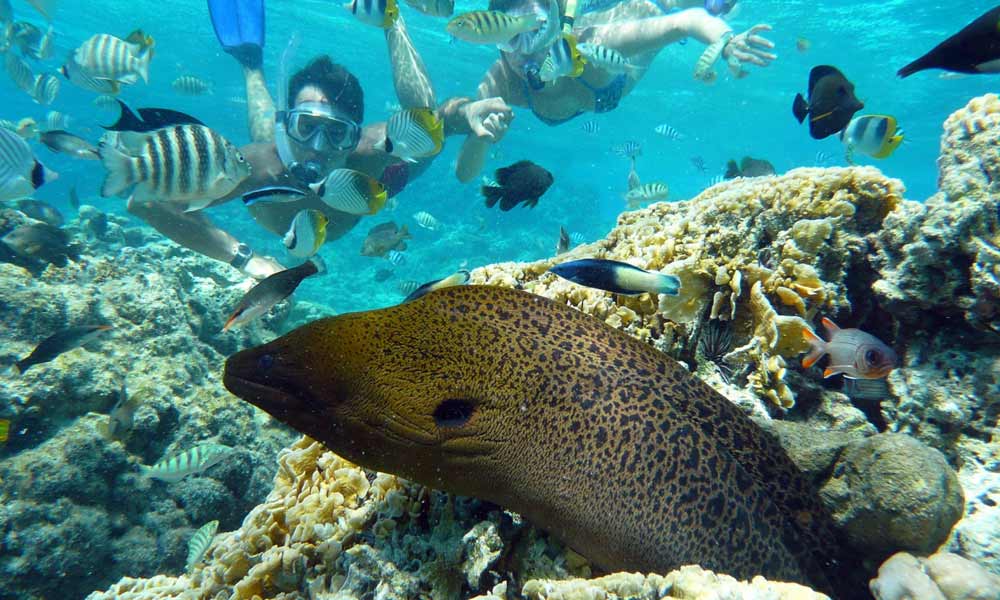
[482,160,554,211]
[792,66,864,140]
[899,6,1000,78]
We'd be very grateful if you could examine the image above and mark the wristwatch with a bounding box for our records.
[230,242,254,270]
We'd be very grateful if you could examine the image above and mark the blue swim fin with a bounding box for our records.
[207,0,265,69]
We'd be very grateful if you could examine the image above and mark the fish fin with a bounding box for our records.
[497,40,515,52]
[135,51,151,84]
[399,224,411,239]
[221,310,241,332]
[482,184,503,208]
[184,195,217,212]
[792,93,809,123]
[801,326,826,368]
[655,272,681,296]
[822,367,839,379]
[98,141,139,197]
[821,317,840,334]
[27,0,56,19]
[844,144,855,165]
[897,54,931,78]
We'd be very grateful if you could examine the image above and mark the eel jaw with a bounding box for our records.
[223,349,311,420]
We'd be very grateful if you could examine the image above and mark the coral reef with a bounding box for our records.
[0,207,298,600]
[870,551,1000,600]
[17,95,1000,598]
[473,165,902,409]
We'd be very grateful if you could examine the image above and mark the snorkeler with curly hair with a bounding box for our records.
[454,0,775,182]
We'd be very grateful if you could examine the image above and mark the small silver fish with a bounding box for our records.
[171,75,212,96]
[39,130,99,160]
[186,520,220,572]
[413,210,440,231]
[398,280,420,296]
[387,249,406,265]
[625,182,668,209]
[30,73,59,105]
[62,58,121,95]
[581,120,600,134]
[627,157,640,191]
[653,124,684,140]
[556,226,570,254]
[577,42,636,75]
[45,111,70,131]
[610,140,641,159]
[802,317,897,379]
[5,51,35,93]
[107,381,143,440]
[0,127,57,201]
[140,443,234,483]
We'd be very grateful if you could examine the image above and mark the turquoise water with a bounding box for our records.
[3,0,996,314]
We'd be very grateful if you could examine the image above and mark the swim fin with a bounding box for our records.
[207,0,265,69]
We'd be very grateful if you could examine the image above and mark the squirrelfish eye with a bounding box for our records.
[864,349,882,365]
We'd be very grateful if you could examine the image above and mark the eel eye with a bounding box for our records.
[257,353,275,371]
[433,399,475,428]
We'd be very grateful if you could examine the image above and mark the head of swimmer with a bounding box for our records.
[284,56,364,173]
[490,0,561,81]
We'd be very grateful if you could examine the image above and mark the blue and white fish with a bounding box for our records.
[549,258,680,296]
[654,124,684,140]
[387,249,406,265]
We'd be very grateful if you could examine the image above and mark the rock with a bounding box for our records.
[822,433,964,558]
[870,552,946,600]
[922,552,1000,600]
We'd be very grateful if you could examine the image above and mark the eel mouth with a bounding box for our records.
[223,348,311,418]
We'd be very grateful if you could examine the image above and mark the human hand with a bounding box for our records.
[723,25,776,77]
[462,97,514,142]
[244,255,285,279]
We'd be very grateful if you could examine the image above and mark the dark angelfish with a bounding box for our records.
[899,6,1000,77]
[792,65,864,140]
[102,99,204,132]
[481,160,554,211]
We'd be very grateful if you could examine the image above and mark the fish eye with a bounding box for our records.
[432,398,475,428]
[257,353,275,371]
[864,349,882,365]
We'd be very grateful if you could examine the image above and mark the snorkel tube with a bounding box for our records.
[273,33,324,185]
[274,34,301,175]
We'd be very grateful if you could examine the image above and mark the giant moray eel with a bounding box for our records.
[224,286,870,599]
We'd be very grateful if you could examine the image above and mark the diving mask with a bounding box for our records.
[704,0,737,16]
[285,102,361,152]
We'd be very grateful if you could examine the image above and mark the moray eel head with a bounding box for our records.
[224,288,518,494]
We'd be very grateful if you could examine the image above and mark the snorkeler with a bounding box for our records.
[126,0,513,278]
[453,0,775,182]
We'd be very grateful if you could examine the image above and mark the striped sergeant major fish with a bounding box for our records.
[99,124,252,212]
[577,42,638,76]
[140,443,234,483]
[447,8,542,46]
[72,33,152,84]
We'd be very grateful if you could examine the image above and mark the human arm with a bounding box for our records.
[385,15,436,109]
[455,60,522,183]
[243,66,276,144]
[126,197,284,278]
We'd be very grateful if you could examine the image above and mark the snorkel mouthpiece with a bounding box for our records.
[525,62,545,90]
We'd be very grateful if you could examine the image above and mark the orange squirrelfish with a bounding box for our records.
[802,317,897,379]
